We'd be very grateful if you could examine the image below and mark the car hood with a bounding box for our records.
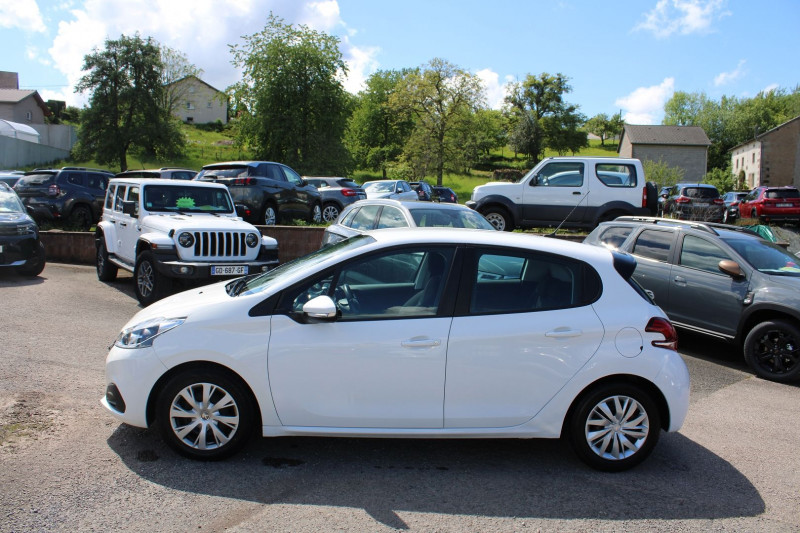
[126,279,234,325]
[141,214,260,234]
[761,273,800,292]
[0,212,34,224]
[365,191,393,199]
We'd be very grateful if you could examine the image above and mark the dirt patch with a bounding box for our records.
[0,392,58,450]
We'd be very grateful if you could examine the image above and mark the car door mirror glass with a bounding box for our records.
[122,200,137,217]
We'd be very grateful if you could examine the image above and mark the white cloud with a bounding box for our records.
[615,78,675,125]
[635,0,730,38]
[762,83,779,94]
[476,69,512,110]
[340,39,380,94]
[714,59,746,86]
[300,0,342,31]
[0,0,46,32]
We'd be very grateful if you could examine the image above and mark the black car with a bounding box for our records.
[432,186,458,203]
[661,183,724,222]
[114,167,197,180]
[585,216,800,383]
[0,186,46,276]
[14,167,113,230]
[409,181,433,201]
[721,191,749,224]
[196,161,322,225]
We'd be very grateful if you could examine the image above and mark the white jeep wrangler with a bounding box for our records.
[95,178,279,305]
[466,157,657,231]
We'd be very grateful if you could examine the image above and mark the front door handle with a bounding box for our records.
[673,275,686,285]
[401,338,442,349]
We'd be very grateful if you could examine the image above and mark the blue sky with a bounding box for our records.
[2,0,798,124]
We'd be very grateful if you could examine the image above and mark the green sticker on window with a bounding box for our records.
[175,196,195,209]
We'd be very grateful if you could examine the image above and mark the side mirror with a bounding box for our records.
[303,295,338,321]
[719,259,745,279]
[122,200,137,218]
[235,204,250,218]
[531,175,539,186]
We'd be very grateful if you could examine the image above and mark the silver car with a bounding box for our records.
[322,199,495,246]
[362,180,419,201]
[305,177,367,222]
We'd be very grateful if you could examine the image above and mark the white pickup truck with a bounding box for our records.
[95,177,279,305]
[466,157,657,231]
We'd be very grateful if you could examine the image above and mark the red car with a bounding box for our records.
[739,186,800,224]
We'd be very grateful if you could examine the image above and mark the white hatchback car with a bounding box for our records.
[102,229,689,471]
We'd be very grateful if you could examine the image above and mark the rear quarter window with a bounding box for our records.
[596,164,638,187]
[632,229,674,262]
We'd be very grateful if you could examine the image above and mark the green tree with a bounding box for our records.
[229,13,352,175]
[703,166,736,193]
[505,72,584,163]
[643,158,684,188]
[75,34,184,171]
[585,113,611,145]
[390,58,485,185]
[346,69,414,178]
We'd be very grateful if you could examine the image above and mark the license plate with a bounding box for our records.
[776,203,793,207]
[211,265,248,276]
[695,202,709,206]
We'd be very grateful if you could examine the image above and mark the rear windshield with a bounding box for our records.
[766,189,800,199]
[196,166,250,179]
[336,179,359,188]
[682,187,719,199]
[16,173,55,186]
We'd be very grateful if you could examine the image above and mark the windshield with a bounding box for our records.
[363,182,395,192]
[409,208,495,230]
[723,237,800,277]
[143,185,234,213]
[0,192,25,213]
[229,235,376,297]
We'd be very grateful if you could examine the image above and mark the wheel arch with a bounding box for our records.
[738,306,800,345]
[560,374,670,438]
[145,360,262,429]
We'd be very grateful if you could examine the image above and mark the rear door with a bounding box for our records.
[627,228,677,307]
[522,161,587,225]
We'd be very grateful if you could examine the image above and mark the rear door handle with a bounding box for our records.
[545,327,582,338]
[572,191,582,195]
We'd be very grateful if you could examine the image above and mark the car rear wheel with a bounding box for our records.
[69,205,93,231]
[135,251,172,306]
[157,369,255,460]
[96,237,118,281]
[321,203,341,222]
[482,207,512,232]
[567,383,660,471]
[743,320,800,383]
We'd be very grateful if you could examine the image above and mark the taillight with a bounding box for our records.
[646,317,678,351]
[641,187,647,208]
[48,184,60,197]
[675,196,691,204]
[233,178,256,186]
[713,198,724,205]
[340,188,357,197]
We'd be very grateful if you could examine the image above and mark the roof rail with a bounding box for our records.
[614,216,761,237]
[61,166,114,173]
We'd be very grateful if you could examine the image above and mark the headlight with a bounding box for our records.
[246,232,259,248]
[17,223,37,235]
[114,317,186,349]
[178,232,195,248]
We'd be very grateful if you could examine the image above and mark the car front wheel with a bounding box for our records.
[482,207,512,232]
[157,369,255,460]
[134,251,172,306]
[567,383,660,471]
[743,320,800,383]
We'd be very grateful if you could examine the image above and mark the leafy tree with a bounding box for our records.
[346,69,414,178]
[585,112,625,146]
[390,58,485,185]
[505,72,584,163]
[447,108,507,172]
[75,34,184,171]
[643,158,684,188]
[229,13,352,175]
[703,166,737,193]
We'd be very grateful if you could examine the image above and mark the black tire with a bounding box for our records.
[17,241,46,277]
[321,202,341,223]
[156,369,255,460]
[645,182,658,215]
[743,320,800,383]
[96,236,118,281]
[481,206,513,232]
[722,209,735,224]
[68,205,93,231]
[263,204,277,226]
[567,383,661,471]
[134,251,172,306]
[309,203,322,224]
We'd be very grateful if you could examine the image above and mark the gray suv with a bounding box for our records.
[584,216,800,383]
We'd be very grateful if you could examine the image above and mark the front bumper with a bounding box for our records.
[102,345,168,428]
[150,247,280,280]
[0,235,42,267]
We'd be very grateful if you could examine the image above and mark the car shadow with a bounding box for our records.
[0,268,46,285]
[108,427,764,528]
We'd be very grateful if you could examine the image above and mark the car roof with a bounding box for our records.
[201,161,278,168]
[603,216,762,239]
[108,177,227,189]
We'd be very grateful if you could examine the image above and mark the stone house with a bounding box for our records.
[729,115,800,189]
[618,125,711,181]
[167,75,228,124]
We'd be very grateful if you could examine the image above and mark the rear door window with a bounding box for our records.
[596,163,637,188]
